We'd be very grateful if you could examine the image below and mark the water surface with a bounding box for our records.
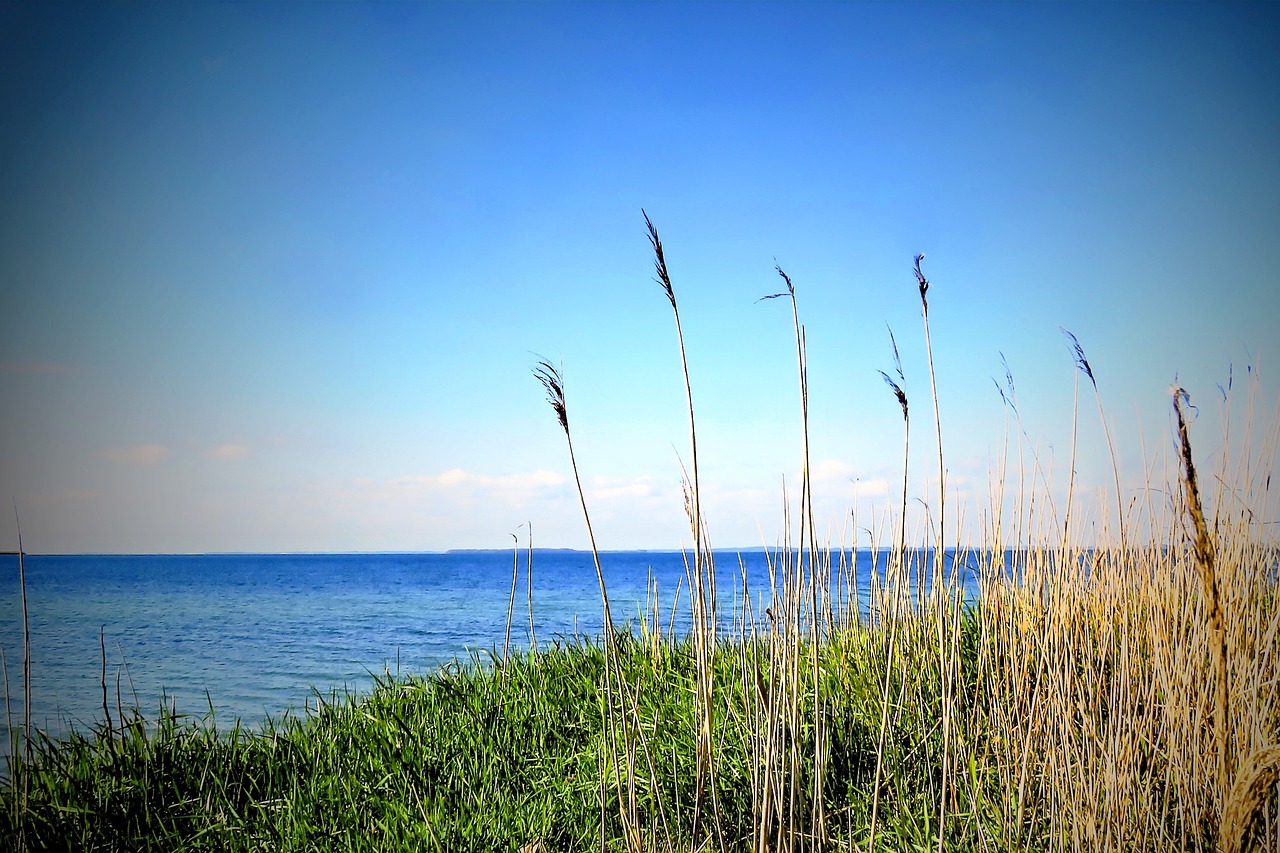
[0,548,976,749]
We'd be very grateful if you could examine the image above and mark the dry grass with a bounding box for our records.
[968,382,1279,852]
[1221,746,1280,853]
[528,215,1280,852]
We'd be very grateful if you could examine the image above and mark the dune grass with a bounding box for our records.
[1,626,976,851]
[3,217,1278,851]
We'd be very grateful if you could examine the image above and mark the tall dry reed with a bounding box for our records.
[14,505,31,850]
[533,358,672,849]
[533,360,631,843]
[644,210,724,850]
[761,264,829,845]
[868,325,911,851]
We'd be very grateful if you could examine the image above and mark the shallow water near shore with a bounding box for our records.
[0,548,979,753]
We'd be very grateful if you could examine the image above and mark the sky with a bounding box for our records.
[2,1,1278,554]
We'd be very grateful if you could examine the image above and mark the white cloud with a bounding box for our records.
[361,469,571,518]
[587,474,656,500]
[812,459,857,483]
[100,444,170,466]
[808,460,889,496]
[395,469,565,492]
[432,468,471,487]
[208,443,252,461]
[853,478,890,498]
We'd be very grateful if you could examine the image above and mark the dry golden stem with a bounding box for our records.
[1219,746,1280,853]
[1174,387,1232,803]
[644,210,724,850]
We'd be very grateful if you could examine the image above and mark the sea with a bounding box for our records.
[0,549,974,754]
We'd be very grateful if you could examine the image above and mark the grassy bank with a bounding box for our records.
[1,620,968,851]
[4,217,1278,851]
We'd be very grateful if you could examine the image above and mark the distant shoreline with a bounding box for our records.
[0,547,778,557]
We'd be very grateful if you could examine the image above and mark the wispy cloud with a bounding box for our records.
[587,474,656,501]
[852,478,890,498]
[1,362,76,376]
[809,460,889,497]
[208,443,252,461]
[100,444,170,466]
[319,468,568,526]
[812,459,857,483]
[394,468,565,493]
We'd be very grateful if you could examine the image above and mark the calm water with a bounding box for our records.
[0,549,974,749]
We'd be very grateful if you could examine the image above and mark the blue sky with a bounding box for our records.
[2,1,1277,553]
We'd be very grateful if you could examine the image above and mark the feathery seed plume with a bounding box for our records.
[642,209,676,309]
[1059,327,1096,387]
[914,253,929,306]
[533,359,568,433]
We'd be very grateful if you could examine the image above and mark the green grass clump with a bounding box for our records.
[3,626,977,851]
[3,643,610,850]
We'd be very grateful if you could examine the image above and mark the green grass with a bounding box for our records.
[1,622,987,852]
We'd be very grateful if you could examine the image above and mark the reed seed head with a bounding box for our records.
[879,370,909,420]
[993,377,1009,408]
[1172,383,1205,524]
[1216,362,1235,402]
[532,359,568,433]
[1000,352,1017,408]
[1171,383,1198,466]
[642,209,676,309]
[1060,326,1097,387]
[913,253,929,306]
[757,263,795,303]
[993,353,1020,412]
[887,324,905,383]
[776,265,795,297]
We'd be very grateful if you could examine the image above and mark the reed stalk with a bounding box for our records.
[914,253,955,852]
[536,358,670,850]
[915,254,945,577]
[533,360,631,841]
[14,505,30,830]
[1172,386,1232,806]
[763,264,827,843]
[526,523,537,652]
[504,531,519,668]
[99,627,113,752]
[1,647,14,849]
[644,210,723,849]
[1,648,10,771]
[1062,327,1126,546]
[869,327,910,851]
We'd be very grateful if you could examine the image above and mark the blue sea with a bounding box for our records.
[0,549,973,752]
